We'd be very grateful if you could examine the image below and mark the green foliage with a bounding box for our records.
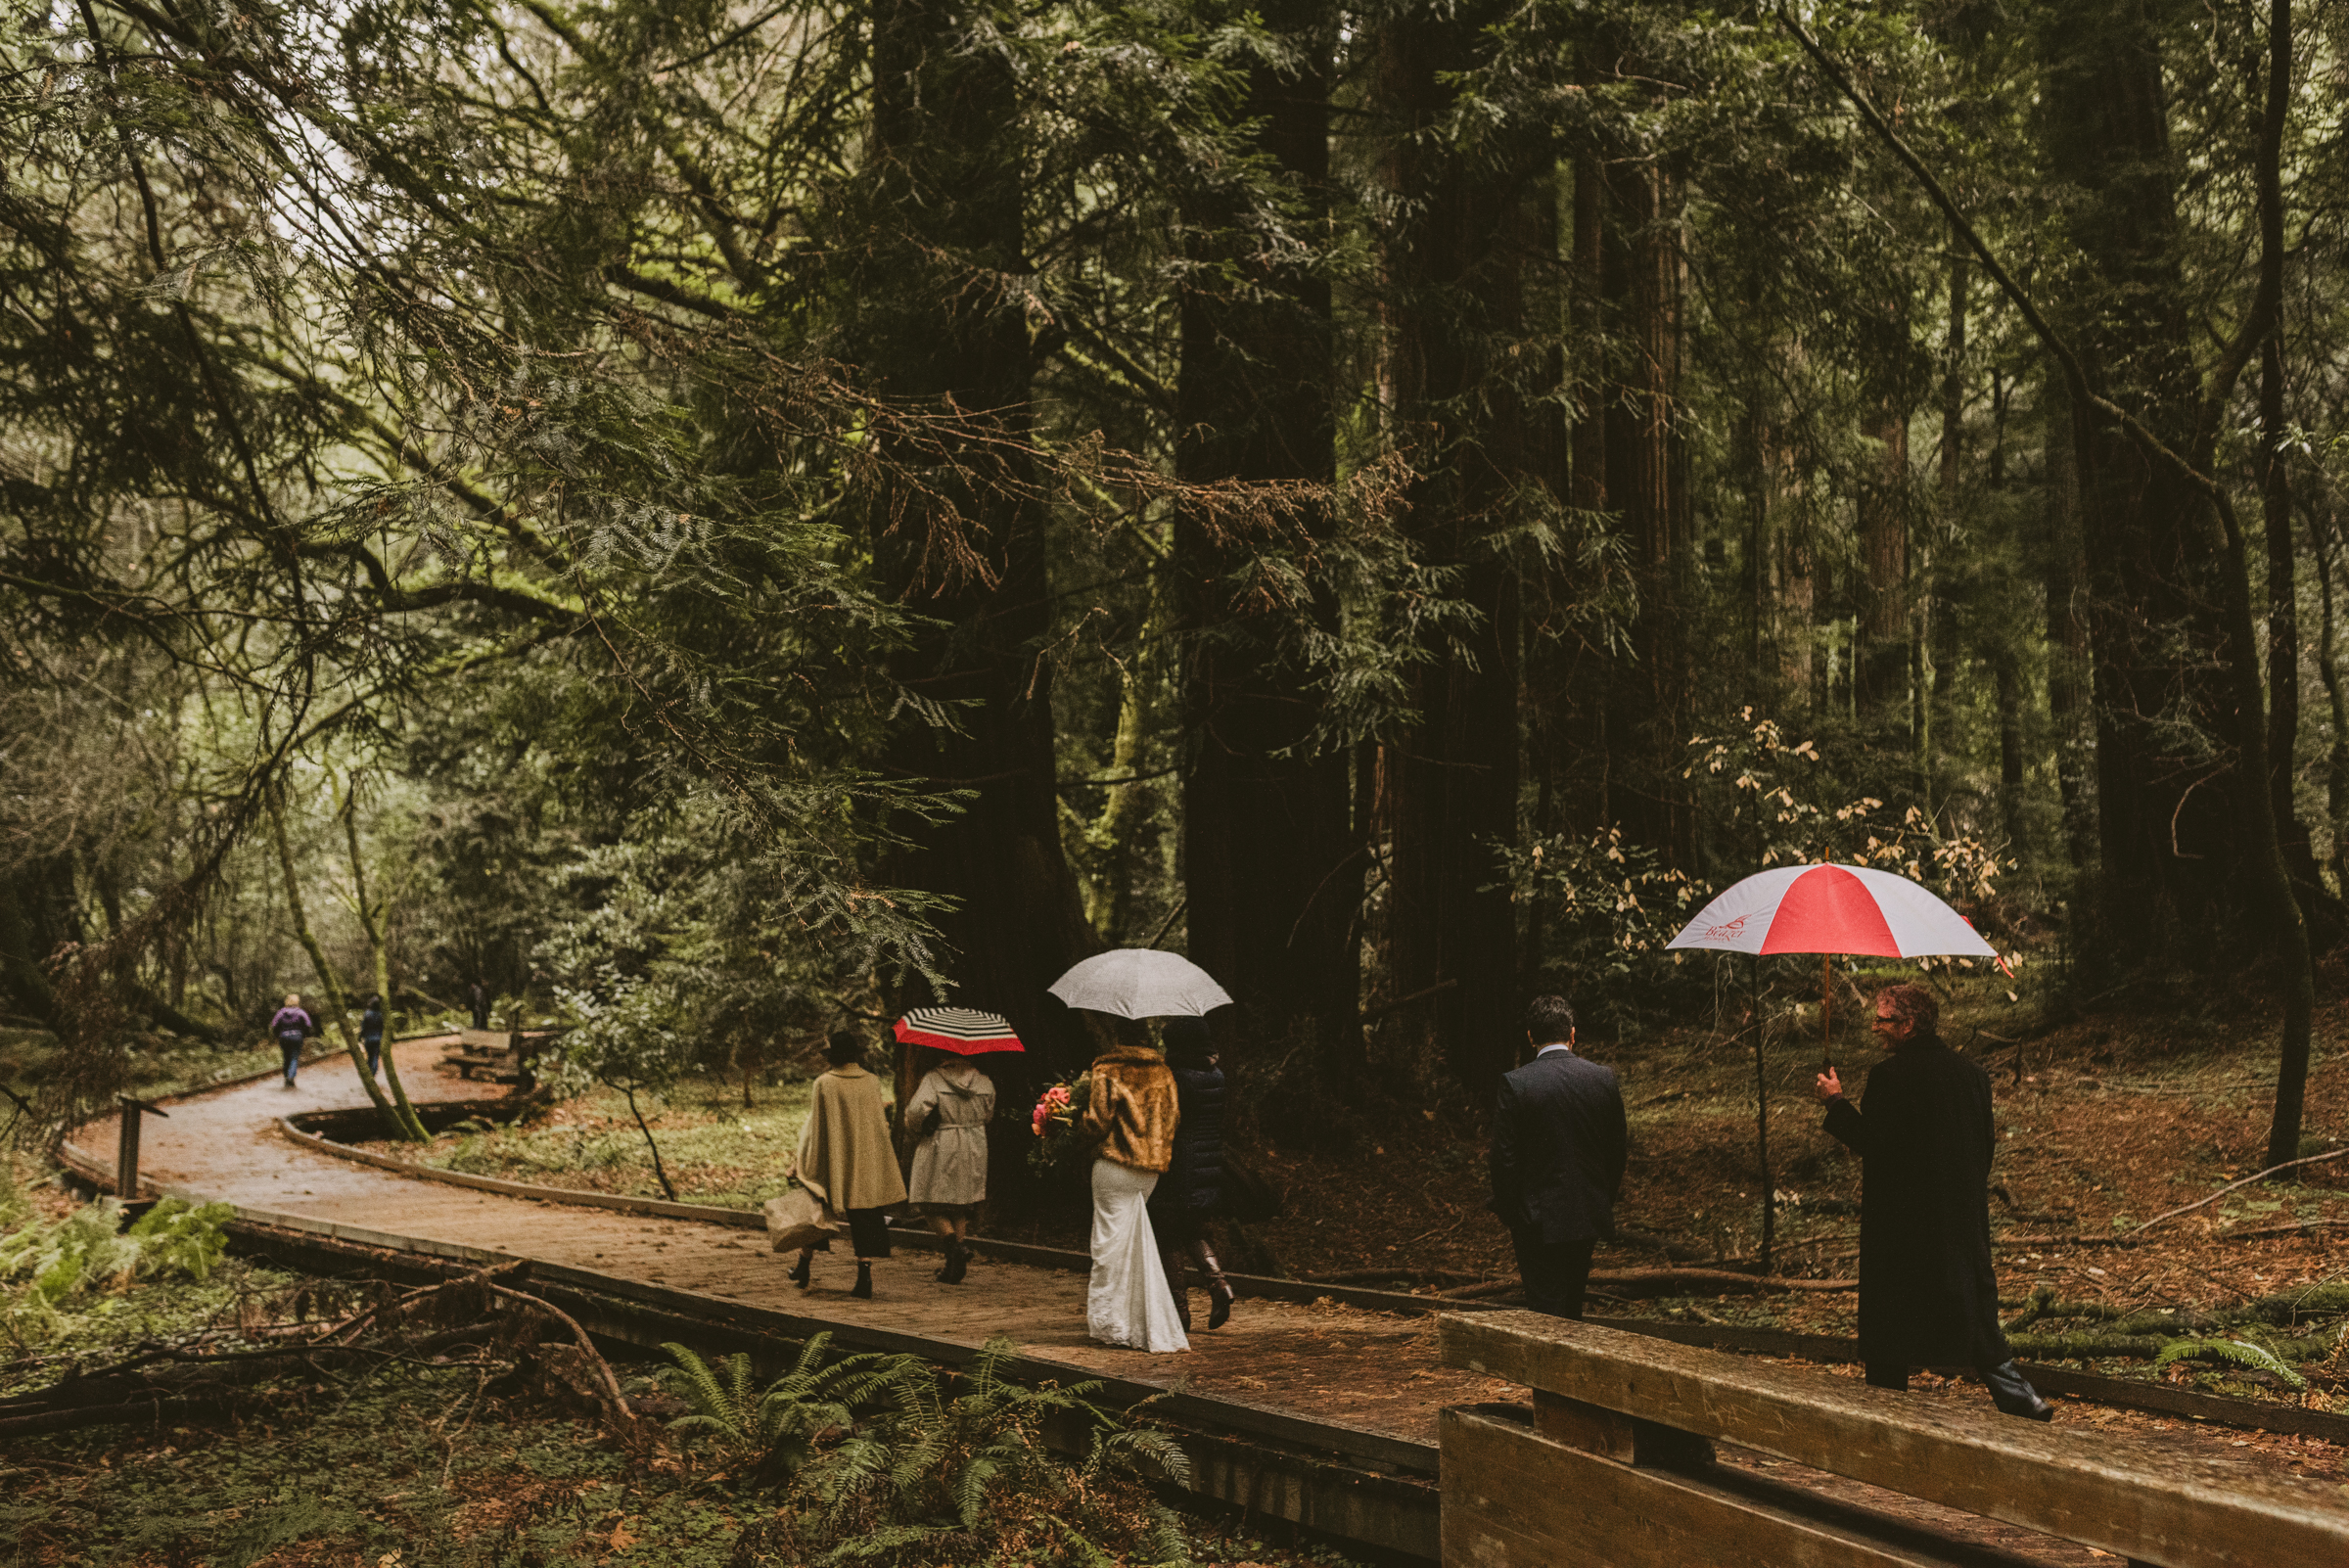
[2150,1337,2311,1390]
[0,1196,232,1323]
[663,1332,887,1484]
[1503,826,1708,987]
[780,1337,1190,1566]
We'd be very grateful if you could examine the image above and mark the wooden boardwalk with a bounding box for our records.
[71,1040,2339,1567]
[77,1040,1508,1450]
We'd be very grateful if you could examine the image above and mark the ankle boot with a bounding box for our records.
[1161,1243,1192,1332]
[851,1261,874,1300]
[938,1244,970,1285]
[788,1252,812,1288]
[1193,1240,1234,1330]
[1982,1360,2054,1421]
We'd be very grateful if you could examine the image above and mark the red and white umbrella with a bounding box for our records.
[1666,863,1997,1065]
[1665,863,1997,960]
[893,1007,1025,1055]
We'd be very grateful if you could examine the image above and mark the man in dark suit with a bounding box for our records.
[1489,994,1629,1318]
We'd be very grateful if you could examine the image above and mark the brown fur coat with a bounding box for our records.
[1080,1044,1178,1173]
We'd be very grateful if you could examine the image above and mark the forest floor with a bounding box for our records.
[0,1239,1362,1568]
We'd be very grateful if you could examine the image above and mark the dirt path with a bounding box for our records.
[79,1040,1509,1448]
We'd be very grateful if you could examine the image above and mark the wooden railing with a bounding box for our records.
[1439,1310,2349,1568]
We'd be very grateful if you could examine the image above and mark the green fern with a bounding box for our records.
[2151,1336,2310,1389]
[663,1332,885,1483]
[783,1335,1192,1565]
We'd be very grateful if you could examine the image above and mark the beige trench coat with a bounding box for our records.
[905,1064,994,1207]
[794,1065,907,1214]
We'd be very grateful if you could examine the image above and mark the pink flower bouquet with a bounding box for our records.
[1027,1077,1091,1176]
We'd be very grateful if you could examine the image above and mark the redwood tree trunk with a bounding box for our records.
[1176,0,1361,1088]
[1374,0,1551,1087]
[864,0,1097,1084]
[2041,3,2241,961]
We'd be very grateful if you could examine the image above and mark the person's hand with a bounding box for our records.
[1815,1068,1842,1103]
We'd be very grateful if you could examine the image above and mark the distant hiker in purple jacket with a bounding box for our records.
[268,994,314,1088]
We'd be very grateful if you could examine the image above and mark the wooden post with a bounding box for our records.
[115,1094,141,1198]
[114,1095,166,1198]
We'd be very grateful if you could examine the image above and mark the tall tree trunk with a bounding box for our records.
[2261,330,2321,909]
[1374,0,1550,1087]
[2041,0,2241,963]
[267,799,424,1142]
[1857,402,1911,726]
[1599,150,1693,861]
[863,0,1097,1093]
[1175,0,1360,1092]
[2043,371,2095,874]
[2308,490,2349,897]
[341,796,427,1143]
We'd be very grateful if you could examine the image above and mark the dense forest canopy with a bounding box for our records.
[2,0,2343,1161]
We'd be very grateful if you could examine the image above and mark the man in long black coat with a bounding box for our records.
[1490,994,1629,1319]
[1817,983,2052,1420]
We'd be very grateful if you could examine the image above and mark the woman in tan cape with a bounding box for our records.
[790,1031,907,1298]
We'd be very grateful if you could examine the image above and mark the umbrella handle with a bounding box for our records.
[1820,951,1834,1072]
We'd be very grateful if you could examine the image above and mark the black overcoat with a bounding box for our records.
[1823,1036,2009,1369]
[1148,1064,1224,1241]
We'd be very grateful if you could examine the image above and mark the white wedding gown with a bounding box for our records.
[1086,1158,1189,1353]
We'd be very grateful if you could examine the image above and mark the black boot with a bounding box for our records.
[851,1261,874,1300]
[1193,1239,1234,1330]
[1982,1360,2054,1421]
[1161,1243,1192,1333]
[938,1244,970,1285]
[788,1252,812,1289]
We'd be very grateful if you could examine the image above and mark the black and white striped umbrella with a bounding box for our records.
[893,1006,1025,1055]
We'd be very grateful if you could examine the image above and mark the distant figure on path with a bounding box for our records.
[360,993,386,1079]
[268,993,314,1090]
[1150,1017,1234,1332]
[1816,983,2053,1421]
[1488,994,1628,1319]
[903,1047,993,1284]
[467,980,490,1031]
[790,1031,907,1300]
[1080,1033,1187,1353]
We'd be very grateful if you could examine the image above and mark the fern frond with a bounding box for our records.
[2151,1336,2309,1388]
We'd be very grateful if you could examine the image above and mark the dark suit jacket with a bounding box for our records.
[1489,1049,1630,1244]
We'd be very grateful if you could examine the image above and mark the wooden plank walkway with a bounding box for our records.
[73,1040,1509,1452]
[69,1040,2341,1567]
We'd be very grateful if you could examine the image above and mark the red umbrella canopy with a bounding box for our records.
[893,1006,1025,1055]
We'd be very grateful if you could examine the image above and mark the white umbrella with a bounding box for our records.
[1047,948,1233,1019]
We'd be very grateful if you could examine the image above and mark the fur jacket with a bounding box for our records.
[1080,1044,1179,1174]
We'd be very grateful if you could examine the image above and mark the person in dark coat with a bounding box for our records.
[1489,994,1628,1319]
[360,993,386,1079]
[468,980,490,1032]
[1150,1016,1235,1332]
[1816,982,2053,1421]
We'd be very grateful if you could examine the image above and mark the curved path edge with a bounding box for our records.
[273,1117,765,1230]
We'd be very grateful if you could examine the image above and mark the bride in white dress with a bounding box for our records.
[1078,1038,1188,1354]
